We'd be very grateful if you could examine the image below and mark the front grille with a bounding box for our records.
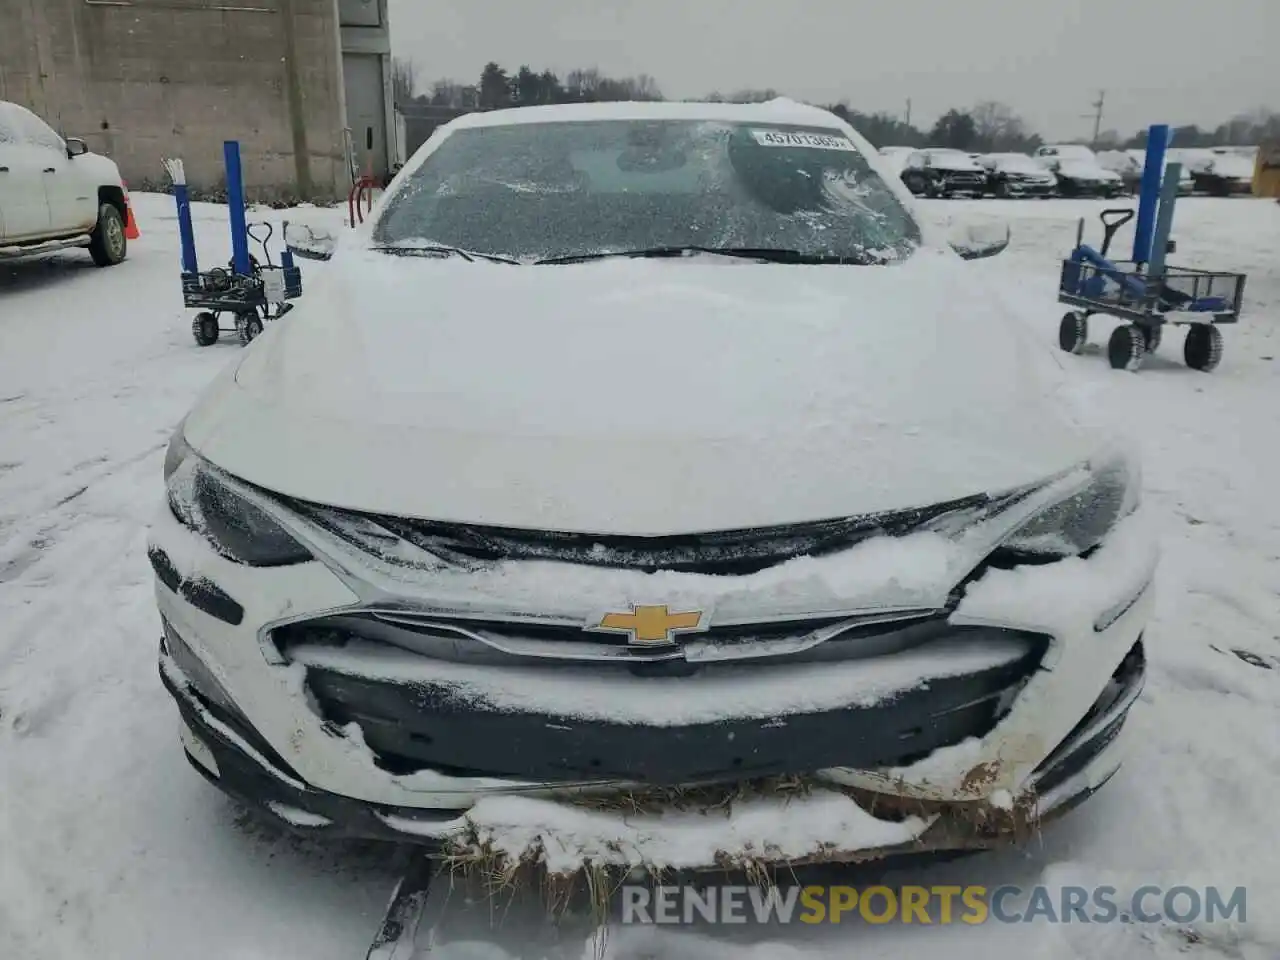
[286,492,997,576]
[289,626,1048,783]
[272,607,952,667]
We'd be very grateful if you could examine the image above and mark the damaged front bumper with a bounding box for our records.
[149,476,1157,868]
[163,631,1145,867]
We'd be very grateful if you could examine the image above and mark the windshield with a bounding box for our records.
[373,119,922,264]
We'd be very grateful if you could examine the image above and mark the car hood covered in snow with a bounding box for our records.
[1057,160,1117,182]
[929,154,985,172]
[183,249,1094,535]
[1205,154,1255,180]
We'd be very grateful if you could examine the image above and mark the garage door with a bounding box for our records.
[344,53,387,178]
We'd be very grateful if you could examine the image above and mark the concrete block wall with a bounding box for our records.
[0,0,350,202]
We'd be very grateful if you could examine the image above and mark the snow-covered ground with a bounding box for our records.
[2,193,1279,959]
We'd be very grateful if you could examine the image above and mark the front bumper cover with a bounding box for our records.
[163,631,1146,857]
[150,477,1157,863]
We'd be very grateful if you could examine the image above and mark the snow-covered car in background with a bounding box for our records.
[0,100,132,265]
[150,100,1153,873]
[1035,144,1124,198]
[901,148,989,197]
[1097,151,1143,194]
[1183,148,1256,196]
[876,145,916,175]
[979,153,1058,197]
[1111,149,1195,196]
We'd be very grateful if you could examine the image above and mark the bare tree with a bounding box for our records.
[708,88,779,103]
[970,100,1040,152]
[391,57,418,107]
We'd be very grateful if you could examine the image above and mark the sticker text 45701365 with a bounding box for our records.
[751,130,858,151]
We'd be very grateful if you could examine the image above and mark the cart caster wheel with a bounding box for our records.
[1140,324,1163,354]
[192,312,219,347]
[1059,312,1089,354]
[1184,323,1223,372]
[1108,324,1146,371]
[237,312,264,345]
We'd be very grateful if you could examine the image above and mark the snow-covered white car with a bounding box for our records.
[1183,148,1255,196]
[1035,144,1124,198]
[150,100,1153,871]
[900,148,989,197]
[979,153,1058,197]
[0,100,132,265]
[876,145,916,174]
[1109,150,1195,196]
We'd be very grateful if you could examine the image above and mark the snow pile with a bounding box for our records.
[392,789,934,876]
[956,508,1159,637]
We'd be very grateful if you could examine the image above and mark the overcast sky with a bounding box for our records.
[388,0,1274,139]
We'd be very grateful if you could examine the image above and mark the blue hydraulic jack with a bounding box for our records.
[167,141,304,347]
[1056,124,1247,373]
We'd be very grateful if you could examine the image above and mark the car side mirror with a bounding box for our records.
[950,221,1011,260]
[65,138,88,158]
[284,222,336,261]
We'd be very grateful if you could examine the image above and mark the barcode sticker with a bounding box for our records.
[751,130,858,151]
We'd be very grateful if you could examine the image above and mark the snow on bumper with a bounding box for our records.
[149,503,1155,865]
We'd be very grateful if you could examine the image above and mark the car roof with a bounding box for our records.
[445,98,847,132]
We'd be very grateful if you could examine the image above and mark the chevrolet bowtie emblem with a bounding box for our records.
[587,604,710,646]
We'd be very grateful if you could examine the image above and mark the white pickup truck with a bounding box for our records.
[0,100,132,266]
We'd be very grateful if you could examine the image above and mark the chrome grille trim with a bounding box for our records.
[274,605,950,666]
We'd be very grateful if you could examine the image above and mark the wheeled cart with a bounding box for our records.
[165,142,305,348]
[1056,208,1246,372]
[185,222,302,347]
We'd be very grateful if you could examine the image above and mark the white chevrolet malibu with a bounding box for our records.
[150,99,1155,871]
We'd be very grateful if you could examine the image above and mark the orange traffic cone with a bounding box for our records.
[122,182,141,240]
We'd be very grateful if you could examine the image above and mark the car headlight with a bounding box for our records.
[164,426,311,567]
[996,453,1141,560]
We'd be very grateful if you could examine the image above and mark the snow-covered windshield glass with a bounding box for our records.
[374,120,922,264]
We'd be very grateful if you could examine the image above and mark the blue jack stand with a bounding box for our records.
[1053,124,1247,373]
[165,141,304,348]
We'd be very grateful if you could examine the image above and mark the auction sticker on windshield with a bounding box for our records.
[751,130,858,151]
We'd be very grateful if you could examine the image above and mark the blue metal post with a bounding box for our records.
[1133,124,1170,264]
[1147,162,1182,278]
[224,141,251,276]
[174,182,198,275]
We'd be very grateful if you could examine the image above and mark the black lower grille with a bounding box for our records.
[295,627,1048,784]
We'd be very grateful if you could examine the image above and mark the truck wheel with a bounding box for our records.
[1184,323,1223,372]
[1108,324,1146,371]
[192,312,220,346]
[89,203,127,266]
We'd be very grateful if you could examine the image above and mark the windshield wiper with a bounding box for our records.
[372,244,519,264]
[536,246,887,266]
